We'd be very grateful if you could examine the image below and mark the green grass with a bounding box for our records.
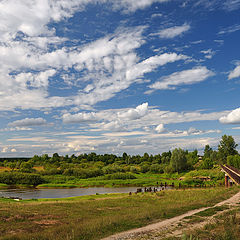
[0,187,238,240]
[181,207,240,240]
[37,170,224,189]
[39,173,178,188]
[195,205,228,217]
[0,183,8,189]
[0,169,225,189]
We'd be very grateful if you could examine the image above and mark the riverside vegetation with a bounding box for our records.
[0,135,239,189]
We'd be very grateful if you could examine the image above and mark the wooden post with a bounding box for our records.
[225,174,229,187]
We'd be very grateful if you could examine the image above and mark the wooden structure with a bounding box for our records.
[221,164,240,187]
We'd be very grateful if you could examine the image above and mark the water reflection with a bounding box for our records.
[0,186,171,200]
[0,187,142,199]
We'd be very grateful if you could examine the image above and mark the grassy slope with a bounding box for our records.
[0,187,238,240]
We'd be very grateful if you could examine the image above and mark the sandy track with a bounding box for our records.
[102,190,240,240]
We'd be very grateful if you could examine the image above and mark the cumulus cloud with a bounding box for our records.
[219,108,240,124]
[118,102,149,120]
[228,65,240,80]
[8,118,47,127]
[0,0,190,111]
[62,103,229,133]
[1,146,17,153]
[155,124,166,133]
[62,112,99,123]
[148,66,214,91]
[155,23,190,39]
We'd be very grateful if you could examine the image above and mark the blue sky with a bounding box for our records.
[0,0,240,157]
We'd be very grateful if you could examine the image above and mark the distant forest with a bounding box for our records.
[0,135,239,177]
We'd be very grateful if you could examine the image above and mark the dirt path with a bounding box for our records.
[102,190,240,240]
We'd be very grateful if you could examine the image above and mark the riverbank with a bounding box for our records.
[0,186,238,240]
[0,169,225,190]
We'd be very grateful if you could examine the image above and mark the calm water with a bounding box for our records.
[0,186,168,199]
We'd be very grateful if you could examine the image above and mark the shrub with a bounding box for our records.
[0,172,45,186]
[63,168,104,179]
[103,173,136,180]
[149,164,164,173]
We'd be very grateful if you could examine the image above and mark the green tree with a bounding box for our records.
[203,145,213,159]
[161,151,171,164]
[200,157,214,169]
[8,162,16,171]
[186,150,199,169]
[218,135,238,163]
[227,155,240,169]
[170,148,187,173]
[20,161,34,173]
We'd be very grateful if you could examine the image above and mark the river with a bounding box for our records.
[0,186,169,199]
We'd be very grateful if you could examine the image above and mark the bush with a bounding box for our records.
[200,157,214,169]
[103,173,137,180]
[40,168,63,175]
[149,164,164,173]
[227,155,240,169]
[63,168,103,179]
[183,178,203,186]
[0,172,45,186]
[102,164,125,174]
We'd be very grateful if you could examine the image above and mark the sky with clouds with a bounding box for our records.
[0,0,240,157]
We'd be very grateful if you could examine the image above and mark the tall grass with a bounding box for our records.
[182,207,240,240]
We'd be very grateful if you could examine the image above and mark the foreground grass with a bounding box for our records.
[0,187,238,240]
[180,206,240,240]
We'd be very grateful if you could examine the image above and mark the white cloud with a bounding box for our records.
[62,112,99,124]
[218,24,240,35]
[0,0,189,112]
[0,127,32,132]
[1,146,16,153]
[195,0,240,11]
[155,124,165,133]
[100,121,124,132]
[200,49,215,59]
[155,23,190,39]
[126,53,187,81]
[228,65,240,80]
[223,0,240,11]
[8,118,47,127]
[148,66,214,91]
[112,0,169,12]
[118,102,149,120]
[219,108,240,124]
[62,104,228,135]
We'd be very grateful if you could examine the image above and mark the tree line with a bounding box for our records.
[0,135,239,183]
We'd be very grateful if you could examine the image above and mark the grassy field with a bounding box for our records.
[0,187,238,240]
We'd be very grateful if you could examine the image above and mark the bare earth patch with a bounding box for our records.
[34,219,60,225]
